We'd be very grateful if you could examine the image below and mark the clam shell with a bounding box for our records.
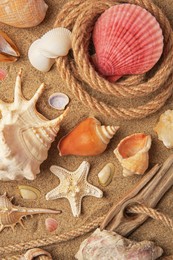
[48,92,69,110]
[28,39,55,72]
[0,0,48,28]
[93,4,163,80]
[40,28,72,58]
[18,185,41,200]
[45,217,58,232]
[154,110,173,148]
[98,163,114,186]
[114,133,151,177]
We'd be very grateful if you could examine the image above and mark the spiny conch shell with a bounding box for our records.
[28,39,55,73]
[98,163,114,187]
[58,117,119,156]
[92,4,163,81]
[0,193,61,233]
[45,217,58,232]
[28,28,72,72]
[0,69,69,181]
[20,248,52,260]
[0,30,20,62]
[0,68,7,80]
[75,228,163,260]
[18,185,41,200]
[114,133,151,177]
[0,0,48,28]
[40,28,72,58]
[154,110,173,149]
[48,92,70,110]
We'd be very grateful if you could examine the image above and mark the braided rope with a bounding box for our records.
[1,204,173,258]
[54,0,173,120]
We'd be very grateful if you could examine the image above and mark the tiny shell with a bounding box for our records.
[18,185,41,200]
[0,68,7,81]
[45,217,58,232]
[40,28,72,58]
[98,163,114,186]
[28,39,55,72]
[154,109,173,148]
[48,92,69,110]
[0,30,20,62]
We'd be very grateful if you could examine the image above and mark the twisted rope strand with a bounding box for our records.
[1,205,173,258]
[55,0,173,120]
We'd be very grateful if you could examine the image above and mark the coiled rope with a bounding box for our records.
[54,0,173,120]
[1,204,173,258]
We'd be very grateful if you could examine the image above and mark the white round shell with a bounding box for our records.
[40,27,72,58]
[28,39,55,72]
[48,92,69,110]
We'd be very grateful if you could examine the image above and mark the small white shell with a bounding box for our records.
[98,163,114,186]
[40,27,72,58]
[45,217,58,232]
[48,92,69,110]
[18,185,41,200]
[28,39,55,72]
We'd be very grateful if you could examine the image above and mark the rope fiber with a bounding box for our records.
[1,204,173,258]
[54,0,173,120]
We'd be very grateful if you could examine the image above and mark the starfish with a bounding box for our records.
[46,161,103,217]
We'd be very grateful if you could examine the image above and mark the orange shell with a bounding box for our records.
[58,117,119,156]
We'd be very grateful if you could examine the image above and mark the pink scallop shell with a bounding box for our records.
[45,217,58,232]
[92,4,164,80]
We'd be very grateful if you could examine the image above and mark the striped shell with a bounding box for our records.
[0,0,48,28]
[93,4,163,81]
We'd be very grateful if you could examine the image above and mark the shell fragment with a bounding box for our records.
[98,163,114,186]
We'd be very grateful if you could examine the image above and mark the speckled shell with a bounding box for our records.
[114,133,151,177]
[40,28,72,58]
[75,228,163,260]
[92,4,163,80]
[0,70,68,181]
[0,0,48,28]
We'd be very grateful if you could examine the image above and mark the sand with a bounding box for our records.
[0,0,173,259]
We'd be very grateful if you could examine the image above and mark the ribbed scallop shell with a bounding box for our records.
[114,133,151,177]
[0,0,48,28]
[40,28,72,58]
[92,4,163,80]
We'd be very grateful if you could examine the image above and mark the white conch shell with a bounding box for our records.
[0,69,68,181]
[154,110,173,148]
[0,0,48,28]
[28,39,55,72]
[40,28,72,58]
[75,228,163,260]
[0,193,61,233]
[114,133,151,177]
[28,28,72,72]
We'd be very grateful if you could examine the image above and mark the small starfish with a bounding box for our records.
[46,161,103,217]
